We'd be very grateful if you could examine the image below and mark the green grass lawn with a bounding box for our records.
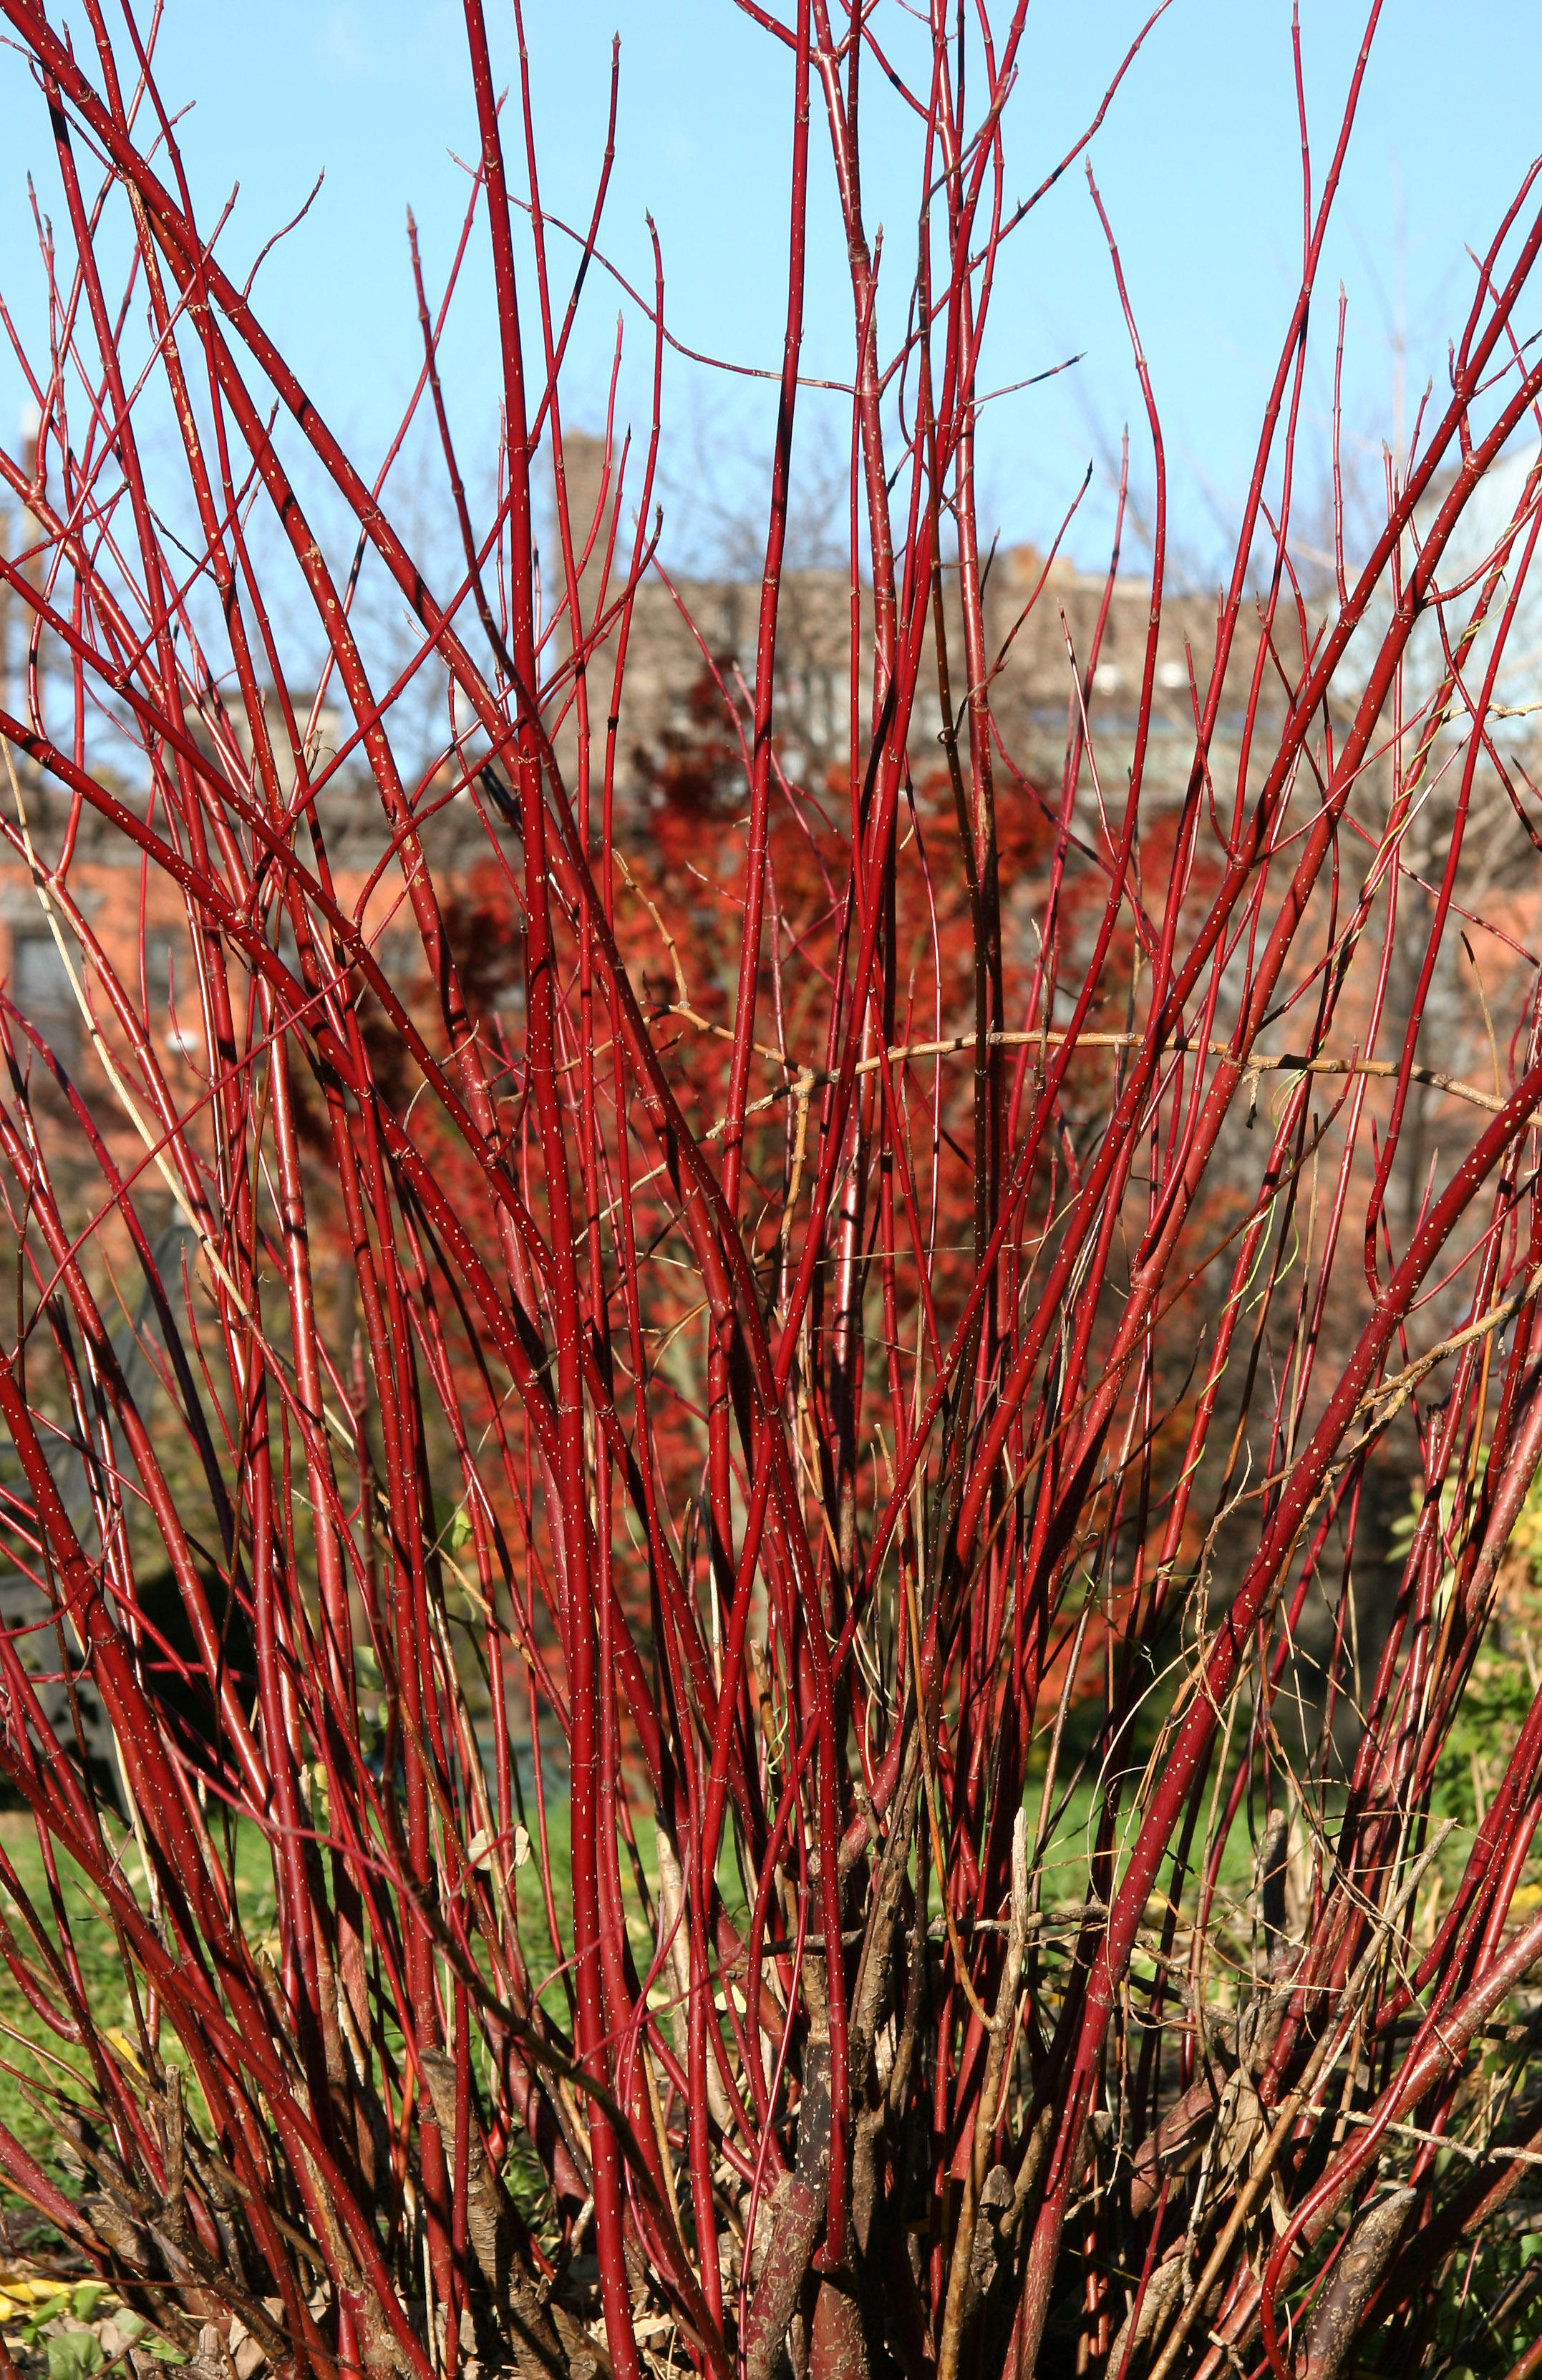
[0,1738,1495,2173]
[0,1709,1522,2303]
[0,1805,257,2179]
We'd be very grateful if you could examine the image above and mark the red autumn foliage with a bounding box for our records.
[1,9,1542,2380]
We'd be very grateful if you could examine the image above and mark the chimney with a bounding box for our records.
[3,403,45,725]
[19,398,41,492]
[550,429,619,636]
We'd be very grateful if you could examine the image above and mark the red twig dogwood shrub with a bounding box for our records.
[4,4,1542,2377]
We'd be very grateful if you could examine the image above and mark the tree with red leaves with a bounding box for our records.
[3,8,1542,2380]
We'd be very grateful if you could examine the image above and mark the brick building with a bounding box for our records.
[546,432,1286,829]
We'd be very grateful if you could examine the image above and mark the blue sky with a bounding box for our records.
[3,2,1540,579]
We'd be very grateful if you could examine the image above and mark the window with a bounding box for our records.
[142,929,201,1058]
[10,929,78,1072]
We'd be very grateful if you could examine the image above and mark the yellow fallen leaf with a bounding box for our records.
[0,2275,68,2318]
